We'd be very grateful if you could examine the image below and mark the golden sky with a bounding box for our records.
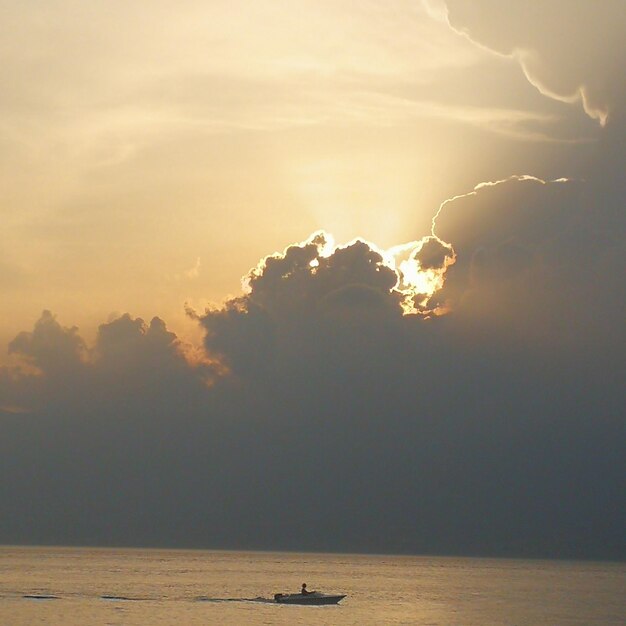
[0,0,610,357]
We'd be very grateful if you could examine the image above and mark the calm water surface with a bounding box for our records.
[0,546,624,625]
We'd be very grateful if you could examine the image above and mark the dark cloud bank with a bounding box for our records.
[1,163,624,561]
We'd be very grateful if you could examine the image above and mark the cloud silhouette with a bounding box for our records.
[0,0,623,559]
[430,175,625,359]
[1,172,624,559]
[9,310,87,376]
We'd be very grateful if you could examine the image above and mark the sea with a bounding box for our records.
[0,546,624,625]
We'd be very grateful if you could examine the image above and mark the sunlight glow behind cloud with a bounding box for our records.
[0,0,614,362]
[244,229,456,318]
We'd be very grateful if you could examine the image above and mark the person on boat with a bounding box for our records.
[301,583,313,595]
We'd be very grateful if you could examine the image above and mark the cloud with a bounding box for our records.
[96,314,179,367]
[424,0,626,125]
[195,173,623,380]
[429,175,625,354]
[8,310,87,376]
[1,174,624,559]
[413,236,454,270]
[198,233,411,378]
[0,0,622,558]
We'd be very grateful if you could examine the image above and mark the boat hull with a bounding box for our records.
[274,592,346,605]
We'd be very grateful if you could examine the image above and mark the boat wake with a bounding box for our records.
[195,596,275,604]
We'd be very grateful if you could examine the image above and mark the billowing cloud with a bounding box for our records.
[96,314,179,369]
[424,0,626,125]
[215,229,456,330]
[194,172,623,385]
[0,0,623,560]
[8,310,87,376]
[429,175,625,356]
[1,171,624,559]
[412,235,454,270]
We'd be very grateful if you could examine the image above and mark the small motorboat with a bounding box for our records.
[274,591,346,605]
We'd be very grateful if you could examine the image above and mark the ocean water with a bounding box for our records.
[0,547,624,625]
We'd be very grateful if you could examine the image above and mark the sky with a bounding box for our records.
[0,1,624,559]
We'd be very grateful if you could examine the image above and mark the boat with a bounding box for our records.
[274,591,346,605]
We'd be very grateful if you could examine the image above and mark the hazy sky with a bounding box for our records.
[1,1,624,558]
[1,0,601,351]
